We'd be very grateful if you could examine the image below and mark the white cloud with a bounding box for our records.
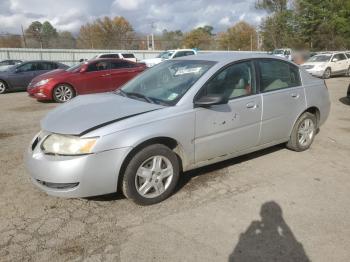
[0,0,266,34]
[113,0,144,10]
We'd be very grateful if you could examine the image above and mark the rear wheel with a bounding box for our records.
[287,112,317,152]
[122,144,180,205]
[0,80,7,94]
[53,84,75,103]
[323,68,331,79]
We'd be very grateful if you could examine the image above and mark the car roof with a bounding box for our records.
[87,58,133,63]
[20,60,59,63]
[178,52,288,63]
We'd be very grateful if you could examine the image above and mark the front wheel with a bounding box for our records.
[287,112,317,152]
[122,144,180,205]
[0,80,7,94]
[53,84,75,103]
[323,68,331,79]
[346,67,350,77]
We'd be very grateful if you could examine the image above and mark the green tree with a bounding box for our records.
[182,26,214,49]
[219,21,258,51]
[77,16,134,49]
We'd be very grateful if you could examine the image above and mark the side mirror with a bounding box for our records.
[194,95,228,108]
[332,58,339,62]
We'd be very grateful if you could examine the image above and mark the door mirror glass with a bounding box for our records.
[194,95,228,107]
[332,57,339,62]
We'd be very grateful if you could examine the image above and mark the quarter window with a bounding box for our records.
[199,61,256,100]
[258,60,301,92]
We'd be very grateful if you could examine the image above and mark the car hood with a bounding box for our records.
[141,58,163,64]
[301,62,327,67]
[41,92,164,135]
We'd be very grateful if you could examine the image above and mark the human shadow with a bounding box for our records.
[229,201,310,262]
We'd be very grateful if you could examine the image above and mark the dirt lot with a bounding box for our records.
[0,78,349,262]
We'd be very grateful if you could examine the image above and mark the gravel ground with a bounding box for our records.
[0,78,349,262]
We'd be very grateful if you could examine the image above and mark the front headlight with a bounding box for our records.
[41,134,97,155]
[33,78,52,87]
[316,64,326,70]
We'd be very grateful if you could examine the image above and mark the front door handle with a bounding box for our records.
[100,74,111,77]
[291,93,300,99]
[246,102,258,109]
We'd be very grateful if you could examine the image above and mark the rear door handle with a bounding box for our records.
[291,93,300,99]
[246,102,258,109]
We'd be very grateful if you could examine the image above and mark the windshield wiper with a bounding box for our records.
[116,90,155,104]
[126,92,155,104]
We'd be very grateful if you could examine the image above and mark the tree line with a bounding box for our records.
[0,0,349,51]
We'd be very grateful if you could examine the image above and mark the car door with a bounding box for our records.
[257,59,306,145]
[79,61,112,94]
[330,54,346,74]
[6,62,38,89]
[109,60,142,91]
[194,60,262,163]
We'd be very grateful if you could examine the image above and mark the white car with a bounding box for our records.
[92,53,137,63]
[301,52,350,78]
[141,49,197,67]
[272,48,293,61]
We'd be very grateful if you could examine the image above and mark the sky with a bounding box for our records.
[0,0,267,35]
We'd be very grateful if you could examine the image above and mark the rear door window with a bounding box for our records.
[121,54,135,58]
[110,60,135,69]
[257,59,301,92]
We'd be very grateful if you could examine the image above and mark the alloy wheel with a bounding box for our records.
[297,118,315,147]
[0,81,6,94]
[54,85,73,102]
[135,155,174,198]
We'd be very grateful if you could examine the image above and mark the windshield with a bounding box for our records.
[157,51,174,59]
[118,60,216,106]
[308,55,331,62]
[273,49,285,55]
[66,63,83,72]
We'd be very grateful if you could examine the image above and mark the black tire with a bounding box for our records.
[52,84,75,103]
[287,112,317,152]
[122,144,180,205]
[346,67,350,77]
[323,68,331,79]
[0,80,7,94]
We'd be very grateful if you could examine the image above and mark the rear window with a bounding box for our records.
[122,54,135,58]
[99,54,120,59]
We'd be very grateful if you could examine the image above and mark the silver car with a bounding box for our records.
[25,53,331,205]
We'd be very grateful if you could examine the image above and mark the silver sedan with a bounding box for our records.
[25,53,331,205]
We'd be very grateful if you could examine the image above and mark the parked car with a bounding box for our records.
[0,59,22,72]
[301,52,350,78]
[25,53,330,205]
[27,58,146,102]
[0,60,68,94]
[92,53,137,63]
[272,48,293,61]
[141,49,197,67]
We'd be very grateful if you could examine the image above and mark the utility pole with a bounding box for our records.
[21,25,27,48]
[151,22,155,51]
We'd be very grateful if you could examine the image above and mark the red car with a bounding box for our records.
[27,59,146,102]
